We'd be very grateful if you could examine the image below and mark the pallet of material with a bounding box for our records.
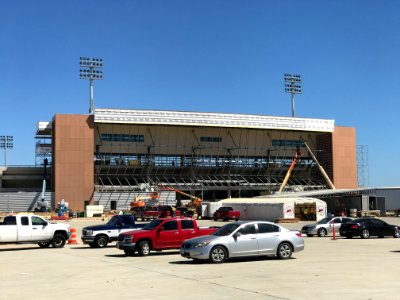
[275,218,300,223]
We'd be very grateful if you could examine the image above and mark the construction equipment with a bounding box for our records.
[130,192,160,208]
[164,187,203,209]
[277,141,336,193]
[278,147,302,193]
[37,158,48,212]
[303,141,335,190]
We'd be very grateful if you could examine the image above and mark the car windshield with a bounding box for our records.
[107,216,122,226]
[212,223,241,236]
[316,217,333,224]
[143,219,163,230]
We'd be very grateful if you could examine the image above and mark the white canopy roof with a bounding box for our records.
[220,197,326,205]
[94,108,335,132]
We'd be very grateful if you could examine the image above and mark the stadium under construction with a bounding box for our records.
[1,107,369,212]
[1,105,400,217]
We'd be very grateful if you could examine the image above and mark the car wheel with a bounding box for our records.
[394,228,400,238]
[317,228,327,237]
[346,234,353,239]
[277,242,292,259]
[137,241,150,256]
[210,246,227,263]
[95,236,108,248]
[51,234,66,248]
[361,229,370,239]
[88,242,96,248]
[124,249,135,256]
[306,234,313,237]
[38,242,51,248]
[234,218,239,221]
[213,217,218,221]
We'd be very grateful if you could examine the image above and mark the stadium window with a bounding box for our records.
[200,136,222,143]
[101,134,112,141]
[272,139,304,147]
[112,134,122,142]
[132,135,145,142]
[101,134,144,143]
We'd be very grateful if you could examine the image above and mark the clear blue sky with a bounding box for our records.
[0,1,399,187]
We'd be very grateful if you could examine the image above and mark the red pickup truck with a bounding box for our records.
[116,217,218,256]
[140,206,174,221]
[213,206,240,221]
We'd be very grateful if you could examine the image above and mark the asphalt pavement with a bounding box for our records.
[1,217,400,300]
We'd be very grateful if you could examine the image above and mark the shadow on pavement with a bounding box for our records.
[69,245,116,250]
[105,250,180,258]
[170,255,296,265]
[0,247,46,252]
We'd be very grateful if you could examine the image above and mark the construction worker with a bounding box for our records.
[303,207,308,220]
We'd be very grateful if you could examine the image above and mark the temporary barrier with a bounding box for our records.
[332,219,336,240]
[68,228,78,244]
[220,197,327,221]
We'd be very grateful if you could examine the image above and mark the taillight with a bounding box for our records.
[295,232,302,237]
[351,224,359,229]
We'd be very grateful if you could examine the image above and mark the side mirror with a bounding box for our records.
[234,231,242,238]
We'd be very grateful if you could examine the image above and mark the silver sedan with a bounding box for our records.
[301,216,353,237]
[180,221,304,263]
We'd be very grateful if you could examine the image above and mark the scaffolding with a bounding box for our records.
[93,124,330,200]
[357,145,369,187]
[35,122,52,167]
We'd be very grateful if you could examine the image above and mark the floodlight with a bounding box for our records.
[0,135,13,167]
[79,56,104,114]
[284,73,302,117]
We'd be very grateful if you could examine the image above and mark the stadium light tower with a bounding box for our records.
[79,57,104,114]
[0,135,13,167]
[284,73,302,117]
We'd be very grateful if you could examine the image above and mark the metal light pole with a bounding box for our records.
[284,74,302,117]
[79,57,104,114]
[0,135,13,167]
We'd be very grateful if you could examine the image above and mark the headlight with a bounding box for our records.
[84,229,93,235]
[194,240,211,248]
[124,235,133,242]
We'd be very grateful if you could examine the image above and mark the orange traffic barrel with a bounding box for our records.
[68,227,78,244]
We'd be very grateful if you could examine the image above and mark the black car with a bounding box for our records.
[176,207,194,217]
[339,217,400,239]
[130,206,146,220]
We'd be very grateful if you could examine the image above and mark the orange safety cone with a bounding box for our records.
[68,227,78,244]
[332,219,336,240]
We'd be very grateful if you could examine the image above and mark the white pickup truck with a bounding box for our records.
[0,214,71,248]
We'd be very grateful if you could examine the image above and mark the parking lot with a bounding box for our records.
[1,217,400,300]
